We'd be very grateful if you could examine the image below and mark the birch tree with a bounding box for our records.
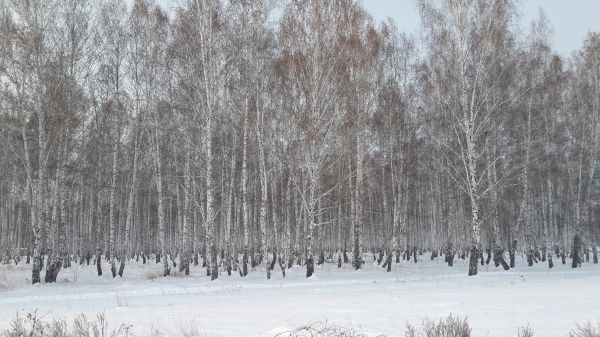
[419,0,521,275]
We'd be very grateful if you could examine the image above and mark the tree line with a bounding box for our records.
[0,0,599,284]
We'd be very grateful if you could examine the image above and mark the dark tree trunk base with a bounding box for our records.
[44,256,52,283]
[446,250,455,267]
[318,251,325,265]
[270,252,278,271]
[468,247,479,276]
[111,260,117,278]
[306,257,314,278]
[499,255,510,270]
[118,260,125,277]
[508,240,517,267]
[480,250,484,266]
[541,247,546,262]
[32,257,41,284]
[493,248,510,270]
[96,255,102,276]
[572,234,581,268]
[45,257,62,284]
[210,246,218,280]
[382,253,392,272]
[278,255,286,278]
[585,248,590,263]
[242,251,248,277]
[45,263,62,284]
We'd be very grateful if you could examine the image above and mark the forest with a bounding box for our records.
[0,0,599,286]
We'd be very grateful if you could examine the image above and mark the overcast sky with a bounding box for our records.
[363,0,600,56]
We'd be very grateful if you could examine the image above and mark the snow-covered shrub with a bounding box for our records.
[518,325,535,337]
[405,315,471,337]
[149,326,166,337]
[179,325,201,337]
[0,311,132,337]
[1,311,45,337]
[568,322,600,337]
[71,313,132,337]
[275,321,378,337]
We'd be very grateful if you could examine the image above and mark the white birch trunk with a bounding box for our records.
[109,142,118,278]
[181,143,191,274]
[353,136,363,270]
[120,136,138,277]
[154,123,169,276]
[204,115,218,280]
[256,109,269,275]
[241,100,249,276]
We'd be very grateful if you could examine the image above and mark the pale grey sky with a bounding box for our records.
[363,0,600,56]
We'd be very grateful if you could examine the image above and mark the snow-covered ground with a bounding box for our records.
[0,255,599,337]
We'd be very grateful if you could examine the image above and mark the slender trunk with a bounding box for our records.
[353,137,363,270]
[572,231,582,268]
[224,144,235,276]
[155,132,169,277]
[181,143,191,275]
[109,142,118,278]
[337,180,343,267]
[22,125,39,284]
[205,115,218,280]
[241,100,249,277]
[256,110,269,277]
[120,137,138,278]
[305,159,318,278]
[34,104,48,283]
[45,174,59,283]
[466,92,481,277]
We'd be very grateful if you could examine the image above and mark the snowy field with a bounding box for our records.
[1,255,599,337]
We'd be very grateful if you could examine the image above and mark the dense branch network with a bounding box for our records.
[0,0,599,284]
